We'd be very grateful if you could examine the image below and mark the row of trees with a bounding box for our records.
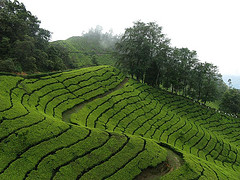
[115,21,225,103]
[0,0,75,73]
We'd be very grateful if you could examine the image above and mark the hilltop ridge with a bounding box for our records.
[52,33,117,68]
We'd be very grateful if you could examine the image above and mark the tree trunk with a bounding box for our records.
[155,68,161,87]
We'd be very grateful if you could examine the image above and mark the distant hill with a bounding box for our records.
[1,65,240,179]
[52,34,118,68]
[222,75,240,89]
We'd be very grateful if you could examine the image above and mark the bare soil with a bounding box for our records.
[134,149,184,180]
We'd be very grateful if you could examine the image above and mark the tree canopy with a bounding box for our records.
[115,21,170,81]
[115,21,224,103]
[0,0,75,73]
[220,88,240,115]
[82,25,119,52]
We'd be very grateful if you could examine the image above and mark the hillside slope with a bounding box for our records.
[0,65,240,179]
[53,37,116,68]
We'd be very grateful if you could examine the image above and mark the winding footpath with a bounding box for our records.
[62,78,129,123]
[61,77,184,179]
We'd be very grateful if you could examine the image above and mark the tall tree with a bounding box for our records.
[115,21,224,104]
[190,62,221,103]
[167,47,198,94]
[0,0,74,73]
[115,21,170,82]
[220,88,240,115]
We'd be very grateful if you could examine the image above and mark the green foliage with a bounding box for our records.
[1,65,240,179]
[52,26,119,69]
[0,66,170,179]
[0,58,16,72]
[82,25,119,51]
[0,0,75,73]
[115,21,224,104]
[72,77,240,179]
[220,88,240,115]
[115,21,170,81]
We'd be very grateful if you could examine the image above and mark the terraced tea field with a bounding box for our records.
[0,65,240,179]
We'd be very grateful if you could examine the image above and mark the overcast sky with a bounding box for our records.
[19,0,240,76]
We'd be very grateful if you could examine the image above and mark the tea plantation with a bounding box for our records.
[0,65,240,179]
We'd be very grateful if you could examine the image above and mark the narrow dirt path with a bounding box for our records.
[134,148,184,180]
[62,78,129,123]
[62,77,184,179]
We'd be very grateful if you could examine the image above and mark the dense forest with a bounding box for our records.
[0,0,76,72]
[0,0,239,115]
